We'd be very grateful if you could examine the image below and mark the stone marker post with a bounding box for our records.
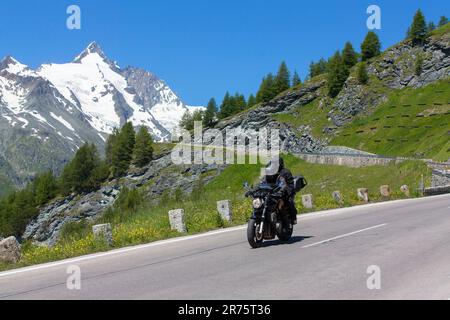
[217,200,232,222]
[380,185,391,198]
[400,185,410,197]
[332,191,343,205]
[357,188,369,203]
[92,223,113,246]
[302,194,314,209]
[169,209,187,233]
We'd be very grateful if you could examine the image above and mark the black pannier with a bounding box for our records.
[293,175,307,193]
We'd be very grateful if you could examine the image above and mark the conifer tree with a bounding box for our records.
[342,42,358,69]
[408,9,427,45]
[61,143,102,193]
[292,70,302,87]
[105,128,119,166]
[274,61,290,94]
[309,58,328,78]
[247,94,257,108]
[357,62,369,85]
[438,16,448,27]
[256,73,276,103]
[361,31,381,61]
[133,126,154,167]
[111,122,136,177]
[203,98,217,127]
[219,92,232,119]
[33,171,58,206]
[327,51,348,97]
[180,111,194,130]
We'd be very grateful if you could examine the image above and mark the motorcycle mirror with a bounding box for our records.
[243,181,249,189]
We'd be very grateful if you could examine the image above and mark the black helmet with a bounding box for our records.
[264,157,284,180]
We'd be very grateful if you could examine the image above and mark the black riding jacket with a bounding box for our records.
[263,168,295,198]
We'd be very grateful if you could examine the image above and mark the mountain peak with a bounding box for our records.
[74,41,109,63]
[1,55,18,67]
[0,55,29,74]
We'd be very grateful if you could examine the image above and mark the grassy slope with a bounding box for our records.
[332,80,450,161]
[1,154,430,271]
[273,24,450,161]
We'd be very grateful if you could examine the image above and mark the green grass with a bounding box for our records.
[0,154,431,271]
[332,79,450,161]
[431,22,450,37]
[273,98,332,140]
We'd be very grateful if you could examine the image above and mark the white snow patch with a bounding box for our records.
[50,112,75,131]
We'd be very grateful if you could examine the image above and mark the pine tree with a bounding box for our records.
[327,51,348,97]
[61,143,102,193]
[256,73,276,103]
[247,94,257,108]
[342,42,358,69]
[180,111,194,130]
[408,9,427,45]
[105,128,119,166]
[361,31,381,61]
[438,16,448,27]
[33,171,58,206]
[274,61,290,94]
[111,122,136,177]
[203,98,217,127]
[233,93,247,112]
[357,62,369,85]
[309,58,328,78]
[219,92,232,119]
[133,126,154,167]
[292,70,302,87]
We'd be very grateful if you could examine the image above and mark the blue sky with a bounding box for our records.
[0,0,448,106]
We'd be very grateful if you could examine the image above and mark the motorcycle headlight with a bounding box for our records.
[252,198,263,209]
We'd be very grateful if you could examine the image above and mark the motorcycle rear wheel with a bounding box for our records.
[247,218,263,248]
[277,225,293,242]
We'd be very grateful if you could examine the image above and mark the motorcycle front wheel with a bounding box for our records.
[247,218,263,248]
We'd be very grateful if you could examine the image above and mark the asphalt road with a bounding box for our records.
[1,194,450,300]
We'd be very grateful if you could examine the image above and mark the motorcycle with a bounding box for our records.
[244,176,307,248]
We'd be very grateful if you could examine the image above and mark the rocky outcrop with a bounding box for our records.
[210,80,327,154]
[329,32,449,126]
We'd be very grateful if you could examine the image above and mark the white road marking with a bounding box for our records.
[301,224,387,248]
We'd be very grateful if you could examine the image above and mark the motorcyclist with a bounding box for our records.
[262,157,298,225]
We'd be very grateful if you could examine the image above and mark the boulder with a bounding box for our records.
[0,236,21,264]
[380,185,391,198]
[301,194,314,209]
[169,209,187,233]
[217,200,232,222]
[357,188,369,203]
[92,224,113,246]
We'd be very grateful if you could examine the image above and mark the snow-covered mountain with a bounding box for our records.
[0,42,203,191]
